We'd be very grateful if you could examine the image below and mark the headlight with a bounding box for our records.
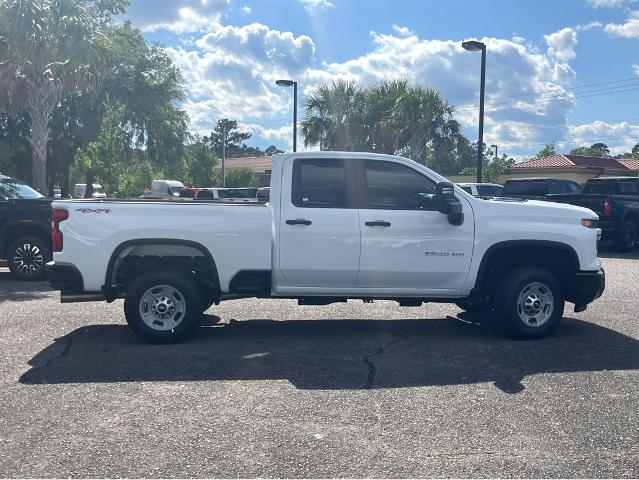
[581,218,599,228]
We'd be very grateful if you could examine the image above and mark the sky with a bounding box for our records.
[122,0,639,158]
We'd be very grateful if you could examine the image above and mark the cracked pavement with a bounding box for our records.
[1,250,639,477]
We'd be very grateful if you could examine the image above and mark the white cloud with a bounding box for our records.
[392,24,414,37]
[301,32,578,151]
[240,6,251,16]
[298,0,334,12]
[544,27,578,62]
[565,120,639,154]
[124,0,229,32]
[585,0,628,7]
[633,64,639,75]
[604,10,639,38]
[576,21,603,31]
[166,23,315,133]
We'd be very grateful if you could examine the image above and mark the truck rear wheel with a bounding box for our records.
[124,270,204,343]
[6,235,50,281]
[495,266,564,340]
[616,219,637,252]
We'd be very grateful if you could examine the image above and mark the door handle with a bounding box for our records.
[365,220,391,227]
[286,218,312,226]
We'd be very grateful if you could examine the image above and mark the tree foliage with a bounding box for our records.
[0,0,127,193]
[570,143,611,157]
[223,167,257,188]
[536,143,556,158]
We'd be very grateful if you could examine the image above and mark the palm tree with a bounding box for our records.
[0,0,120,194]
[363,79,408,154]
[301,80,367,151]
[387,85,460,165]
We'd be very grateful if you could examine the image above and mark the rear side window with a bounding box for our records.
[503,181,549,196]
[618,180,639,194]
[293,159,345,208]
[460,186,473,194]
[197,189,214,199]
[476,185,503,196]
[364,161,437,210]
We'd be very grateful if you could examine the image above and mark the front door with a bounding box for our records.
[278,158,361,288]
[357,159,474,294]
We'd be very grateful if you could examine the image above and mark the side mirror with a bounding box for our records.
[435,182,464,226]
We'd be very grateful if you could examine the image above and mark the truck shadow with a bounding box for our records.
[0,271,52,303]
[19,316,639,394]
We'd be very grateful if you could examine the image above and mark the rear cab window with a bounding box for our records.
[476,185,503,196]
[292,158,346,208]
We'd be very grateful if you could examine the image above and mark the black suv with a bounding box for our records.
[502,178,583,200]
[0,174,52,280]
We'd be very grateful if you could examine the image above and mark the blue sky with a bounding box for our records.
[123,0,639,158]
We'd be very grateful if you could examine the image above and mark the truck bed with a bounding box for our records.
[52,199,272,292]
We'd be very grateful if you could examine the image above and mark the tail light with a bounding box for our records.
[52,208,69,252]
[602,196,612,218]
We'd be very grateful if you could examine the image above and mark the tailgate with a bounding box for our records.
[547,194,604,215]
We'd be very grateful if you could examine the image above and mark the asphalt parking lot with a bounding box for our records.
[1,250,638,478]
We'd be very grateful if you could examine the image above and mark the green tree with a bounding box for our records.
[301,80,367,151]
[0,0,126,193]
[363,79,409,154]
[207,119,252,158]
[536,143,556,158]
[75,101,127,197]
[185,138,217,186]
[223,167,257,188]
[462,153,515,183]
[570,143,610,157]
[264,145,284,156]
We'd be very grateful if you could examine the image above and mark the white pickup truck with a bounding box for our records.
[46,152,605,343]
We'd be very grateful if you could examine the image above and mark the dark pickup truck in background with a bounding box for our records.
[501,178,584,200]
[0,174,52,280]
[550,177,639,251]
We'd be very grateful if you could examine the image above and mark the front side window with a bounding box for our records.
[292,159,345,208]
[364,161,437,210]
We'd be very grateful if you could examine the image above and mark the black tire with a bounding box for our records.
[124,270,204,344]
[6,235,50,281]
[616,219,637,252]
[495,266,564,340]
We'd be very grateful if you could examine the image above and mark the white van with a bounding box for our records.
[151,180,185,199]
[74,184,107,198]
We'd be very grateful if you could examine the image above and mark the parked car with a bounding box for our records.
[47,152,604,343]
[151,180,185,199]
[0,174,52,280]
[501,178,583,200]
[549,176,639,251]
[74,183,107,199]
[457,183,503,197]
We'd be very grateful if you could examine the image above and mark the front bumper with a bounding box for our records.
[45,261,84,292]
[572,268,605,307]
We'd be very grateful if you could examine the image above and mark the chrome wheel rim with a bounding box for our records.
[13,242,44,276]
[516,282,554,327]
[139,285,186,331]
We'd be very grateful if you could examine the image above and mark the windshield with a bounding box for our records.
[168,186,184,195]
[0,178,44,199]
[477,185,503,196]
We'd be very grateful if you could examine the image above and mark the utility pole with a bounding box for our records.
[222,127,227,187]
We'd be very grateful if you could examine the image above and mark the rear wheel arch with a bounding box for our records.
[104,239,221,301]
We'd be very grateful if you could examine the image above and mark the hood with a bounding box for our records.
[480,196,598,219]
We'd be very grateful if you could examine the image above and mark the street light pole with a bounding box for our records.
[276,79,298,152]
[462,40,487,183]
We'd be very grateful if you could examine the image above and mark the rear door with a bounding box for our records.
[356,159,474,293]
[277,158,361,288]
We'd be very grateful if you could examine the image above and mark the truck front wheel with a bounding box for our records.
[495,267,564,340]
[124,270,204,343]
